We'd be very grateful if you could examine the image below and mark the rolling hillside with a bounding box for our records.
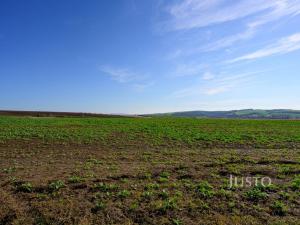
[147,109,300,119]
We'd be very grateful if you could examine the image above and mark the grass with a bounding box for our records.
[0,116,300,224]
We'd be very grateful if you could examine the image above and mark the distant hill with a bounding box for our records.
[146,109,300,119]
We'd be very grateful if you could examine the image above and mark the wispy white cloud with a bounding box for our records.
[228,32,300,63]
[171,71,260,98]
[162,0,300,55]
[164,0,289,31]
[202,71,215,80]
[248,0,300,28]
[165,49,183,60]
[201,26,256,52]
[132,81,155,92]
[99,65,154,91]
[170,62,207,77]
[99,65,147,83]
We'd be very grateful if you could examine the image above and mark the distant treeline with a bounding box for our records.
[0,110,131,118]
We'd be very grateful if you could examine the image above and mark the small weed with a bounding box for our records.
[158,171,170,183]
[158,189,169,200]
[68,175,84,183]
[228,201,235,208]
[253,204,264,212]
[3,167,16,174]
[181,179,195,190]
[226,165,241,175]
[291,175,300,190]
[278,165,291,175]
[271,201,288,216]
[255,183,278,192]
[245,187,268,201]
[198,200,209,211]
[48,180,65,192]
[17,182,33,193]
[142,172,152,180]
[158,177,169,183]
[195,181,214,198]
[117,189,131,199]
[279,191,291,200]
[87,158,102,165]
[172,218,182,225]
[157,198,178,213]
[145,183,160,190]
[174,190,183,198]
[121,178,128,183]
[160,171,170,178]
[142,191,153,200]
[94,183,119,192]
[129,202,139,211]
[217,189,232,199]
[91,200,106,213]
[36,193,48,200]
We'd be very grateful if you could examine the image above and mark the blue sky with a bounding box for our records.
[1,0,300,114]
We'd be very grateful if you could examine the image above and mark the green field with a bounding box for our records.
[0,116,300,225]
[1,116,300,148]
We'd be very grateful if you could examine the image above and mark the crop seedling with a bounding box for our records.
[91,201,106,213]
[68,175,85,183]
[195,181,214,198]
[157,198,178,213]
[87,158,102,165]
[117,190,131,199]
[3,167,16,174]
[160,171,170,178]
[158,189,169,200]
[145,183,160,190]
[129,202,139,211]
[291,175,300,190]
[172,219,182,225]
[271,201,288,216]
[245,187,268,201]
[17,182,33,193]
[48,180,65,192]
[142,191,153,200]
[158,177,169,183]
[93,183,119,192]
[279,191,291,200]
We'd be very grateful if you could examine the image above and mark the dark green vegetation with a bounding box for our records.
[0,116,300,225]
[148,109,300,119]
[0,110,128,118]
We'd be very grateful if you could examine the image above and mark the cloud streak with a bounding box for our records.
[132,81,155,92]
[99,65,154,92]
[99,65,147,83]
[228,32,300,63]
[171,71,261,98]
[165,0,298,31]
[170,62,207,77]
[162,0,300,55]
